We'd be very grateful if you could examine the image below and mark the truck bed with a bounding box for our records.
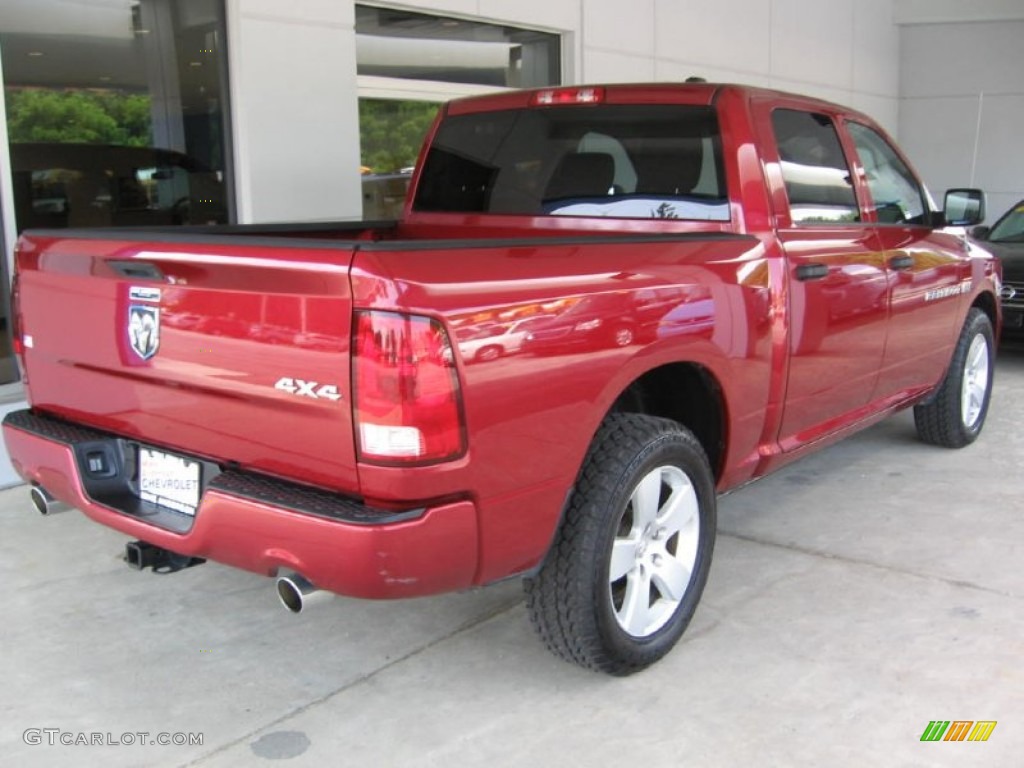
[15,224,762,500]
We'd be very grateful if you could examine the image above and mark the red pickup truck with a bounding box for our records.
[3,83,1000,675]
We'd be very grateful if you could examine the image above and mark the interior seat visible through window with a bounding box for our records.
[633,144,703,196]
[543,152,616,202]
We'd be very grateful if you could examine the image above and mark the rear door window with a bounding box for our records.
[771,109,860,225]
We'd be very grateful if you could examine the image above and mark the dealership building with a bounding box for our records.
[0,0,1022,484]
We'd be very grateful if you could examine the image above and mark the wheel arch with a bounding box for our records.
[971,289,999,334]
[519,359,728,585]
[608,362,727,482]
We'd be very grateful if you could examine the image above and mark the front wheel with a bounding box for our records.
[524,414,716,675]
[914,307,995,448]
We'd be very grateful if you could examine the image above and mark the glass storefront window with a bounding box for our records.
[1,0,232,233]
[354,6,561,218]
[0,0,232,385]
[359,98,438,219]
[355,5,560,89]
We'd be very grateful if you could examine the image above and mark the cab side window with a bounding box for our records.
[847,121,928,226]
[771,109,860,225]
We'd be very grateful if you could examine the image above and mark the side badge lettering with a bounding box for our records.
[129,286,162,303]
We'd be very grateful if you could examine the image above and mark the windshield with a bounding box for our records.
[989,202,1024,242]
[414,104,728,221]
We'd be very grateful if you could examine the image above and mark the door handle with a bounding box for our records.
[795,264,828,281]
[889,254,914,270]
[107,260,166,281]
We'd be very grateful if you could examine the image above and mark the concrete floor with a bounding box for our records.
[2,345,1022,768]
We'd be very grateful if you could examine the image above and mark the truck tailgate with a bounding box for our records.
[15,232,360,494]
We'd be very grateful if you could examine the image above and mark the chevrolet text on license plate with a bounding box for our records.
[139,448,201,515]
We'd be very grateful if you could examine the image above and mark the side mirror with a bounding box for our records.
[944,188,985,227]
[971,225,991,241]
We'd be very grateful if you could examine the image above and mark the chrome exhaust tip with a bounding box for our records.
[30,485,69,516]
[276,572,329,614]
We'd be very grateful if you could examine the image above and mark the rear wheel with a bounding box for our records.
[914,307,995,448]
[525,414,716,675]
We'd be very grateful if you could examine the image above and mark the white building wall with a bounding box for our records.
[897,3,1024,222]
[586,0,900,132]
[228,0,362,223]
[227,0,902,222]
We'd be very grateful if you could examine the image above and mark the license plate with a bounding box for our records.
[139,448,201,516]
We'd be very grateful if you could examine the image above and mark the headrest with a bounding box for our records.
[544,152,616,200]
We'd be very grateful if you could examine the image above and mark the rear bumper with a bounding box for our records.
[2,409,479,599]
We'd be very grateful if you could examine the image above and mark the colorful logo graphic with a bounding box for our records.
[920,721,997,742]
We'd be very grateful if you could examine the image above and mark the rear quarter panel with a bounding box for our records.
[351,234,775,581]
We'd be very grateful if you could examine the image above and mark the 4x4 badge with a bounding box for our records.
[274,377,342,401]
[128,305,161,360]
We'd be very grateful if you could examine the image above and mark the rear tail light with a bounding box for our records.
[9,270,26,379]
[353,310,466,464]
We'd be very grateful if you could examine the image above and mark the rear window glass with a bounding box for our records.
[413,104,728,221]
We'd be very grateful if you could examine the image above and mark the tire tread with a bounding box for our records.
[914,308,994,448]
[524,413,714,675]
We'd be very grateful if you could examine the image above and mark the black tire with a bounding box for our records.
[914,307,995,448]
[524,414,716,675]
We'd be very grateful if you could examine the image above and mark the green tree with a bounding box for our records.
[359,99,439,173]
[5,88,152,146]
[93,91,152,146]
